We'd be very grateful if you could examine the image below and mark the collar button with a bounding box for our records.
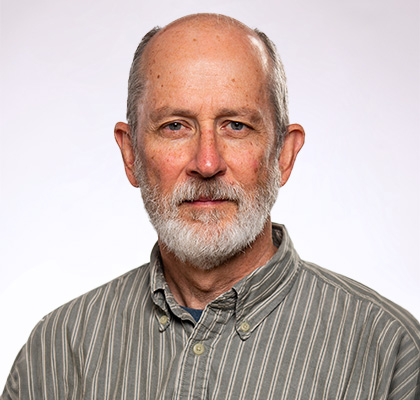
[239,321,250,332]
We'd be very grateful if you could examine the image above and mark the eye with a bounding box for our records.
[160,121,192,138]
[229,121,245,131]
[166,122,182,131]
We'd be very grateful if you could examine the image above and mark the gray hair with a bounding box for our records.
[126,22,289,156]
[126,26,162,151]
[253,29,289,156]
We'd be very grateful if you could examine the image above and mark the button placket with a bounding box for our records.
[172,301,238,399]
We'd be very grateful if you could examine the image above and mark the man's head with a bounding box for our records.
[115,14,304,269]
[126,14,289,157]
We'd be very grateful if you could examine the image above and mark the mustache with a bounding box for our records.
[170,179,246,206]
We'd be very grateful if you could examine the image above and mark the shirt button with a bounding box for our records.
[193,343,205,355]
[159,315,169,325]
[239,321,250,332]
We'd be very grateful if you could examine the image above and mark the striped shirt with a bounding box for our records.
[2,224,419,399]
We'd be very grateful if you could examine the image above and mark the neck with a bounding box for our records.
[159,220,277,309]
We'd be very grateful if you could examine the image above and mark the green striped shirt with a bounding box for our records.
[2,224,419,399]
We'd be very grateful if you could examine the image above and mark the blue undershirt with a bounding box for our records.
[181,306,203,322]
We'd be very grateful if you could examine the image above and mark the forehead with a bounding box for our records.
[140,21,271,111]
[145,19,268,63]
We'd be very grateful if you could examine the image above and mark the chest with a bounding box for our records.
[77,297,397,400]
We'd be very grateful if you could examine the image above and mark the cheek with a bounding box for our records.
[224,146,268,186]
[143,143,192,188]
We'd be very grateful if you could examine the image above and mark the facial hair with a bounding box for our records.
[134,157,281,270]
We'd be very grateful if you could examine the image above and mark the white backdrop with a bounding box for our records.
[1,0,419,387]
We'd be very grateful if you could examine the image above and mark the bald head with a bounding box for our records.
[144,14,270,73]
[157,13,259,37]
[126,13,289,155]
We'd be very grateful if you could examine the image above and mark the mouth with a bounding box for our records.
[182,197,231,207]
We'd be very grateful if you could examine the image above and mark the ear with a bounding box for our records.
[278,124,305,186]
[114,122,139,187]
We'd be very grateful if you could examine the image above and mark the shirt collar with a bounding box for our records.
[149,244,195,324]
[149,224,301,337]
[232,223,301,339]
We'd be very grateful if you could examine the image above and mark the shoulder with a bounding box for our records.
[299,259,420,350]
[31,263,151,341]
[2,264,152,398]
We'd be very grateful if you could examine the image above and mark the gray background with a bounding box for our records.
[1,0,419,386]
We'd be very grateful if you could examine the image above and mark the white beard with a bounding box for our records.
[135,158,281,270]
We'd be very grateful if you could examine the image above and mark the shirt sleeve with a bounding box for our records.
[387,332,420,400]
[1,345,30,400]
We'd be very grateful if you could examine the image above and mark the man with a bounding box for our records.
[2,13,419,400]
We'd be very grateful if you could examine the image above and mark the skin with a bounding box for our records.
[115,15,305,309]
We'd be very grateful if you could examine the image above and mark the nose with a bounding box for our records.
[186,129,227,179]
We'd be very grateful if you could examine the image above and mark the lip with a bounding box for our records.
[183,198,229,206]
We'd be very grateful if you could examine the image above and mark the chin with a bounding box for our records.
[155,211,269,270]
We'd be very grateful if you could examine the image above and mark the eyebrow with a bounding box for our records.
[149,106,264,124]
[149,107,199,122]
[217,107,264,124]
